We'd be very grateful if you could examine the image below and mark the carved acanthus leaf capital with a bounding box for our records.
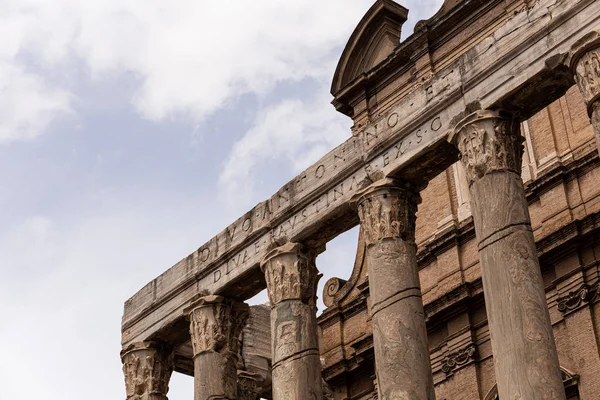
[570,31,600,114]
[187,295,249,358]
[354,178,419,246]
[260,242,320,306]
[449,110,523,185]
[121,342,174,400]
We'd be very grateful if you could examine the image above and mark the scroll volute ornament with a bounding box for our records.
[260,242,320,306]
[187,295,249,358]
[121,342,174,399]
[449,110,523,186]
[570,31,600,114]
[354,178,419,246]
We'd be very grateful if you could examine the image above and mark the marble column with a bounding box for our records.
[355,179,435,400]
[260,242,323,400]
[187,295,249,400]
[571,31,600,156]
[121,341,174,400]
[450,110,566,400]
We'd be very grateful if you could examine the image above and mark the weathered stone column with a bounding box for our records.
[121,342,174,400]
[261,242,323,400]
[450,110,566,400]
[187,295,249,400]
[355,179,435,400]
[571,31,600,156]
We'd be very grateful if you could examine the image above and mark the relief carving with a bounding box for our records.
[557,281,600,314]
[261,242,320,306]
[187,295,249,358]
[237,371,268,400]
[573,45,600,112]
[355,178,419,246]
[441,345,477,374]
[502,232,564,399]
[121,342,173,400]
[323,277,348,307]
[450,110,523,186]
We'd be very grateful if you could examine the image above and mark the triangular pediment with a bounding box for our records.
[331,0,408,96]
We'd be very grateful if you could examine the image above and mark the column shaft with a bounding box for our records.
[572,32,600,156]
[121,342,173,400]
[451,110,566,399]
[261,242,323,400]
[356,179,435,400]
[188,295,249,400]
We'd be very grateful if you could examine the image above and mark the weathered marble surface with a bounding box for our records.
[121,342,174,400]
[356,179,435,400]
[451,110,566,400]
[261,243,323,400]
[187,295,249,400]
[571,30,600,155]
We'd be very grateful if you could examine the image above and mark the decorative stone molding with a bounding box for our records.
[449,110,523,186]
[121,342,174,400]
[441,345,477,375]
[557,281,600,314]
[355,178,420,245]
[570,31,600,115]
[260,242,320,306]
[187,295,249,358]
[323,277,348,308]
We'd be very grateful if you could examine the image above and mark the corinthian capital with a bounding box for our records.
[571,31,600,114]
[187,295,249,358]
[355,178,419,246]
[121,342,173,400]
[260,242,320,306]
[449,110,523,185]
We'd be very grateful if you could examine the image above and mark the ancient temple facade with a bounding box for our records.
[121,1,600,399]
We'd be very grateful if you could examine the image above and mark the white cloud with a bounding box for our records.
[0,0,376,143]
[0,0,445,143]
[218,90,352,210]
[0,62,71,142]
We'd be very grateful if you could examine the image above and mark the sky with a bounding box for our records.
[0,1,444,398]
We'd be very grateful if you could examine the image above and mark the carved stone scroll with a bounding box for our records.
[450,110,566,400]
[441,345,477,375]
[355,179,435,400]
[323,277,348,308]
[121,342,174,400]
[261,242,323,400]
[571,31,600,155]
[187,295,249,400]
[557,281,600,314]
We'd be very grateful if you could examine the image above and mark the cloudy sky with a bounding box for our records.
[0,1,443,398]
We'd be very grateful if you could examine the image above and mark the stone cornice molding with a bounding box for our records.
[449,110,523,186]
[186,295,249,358]
[260,242,321,306]
[354,178,420,245]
